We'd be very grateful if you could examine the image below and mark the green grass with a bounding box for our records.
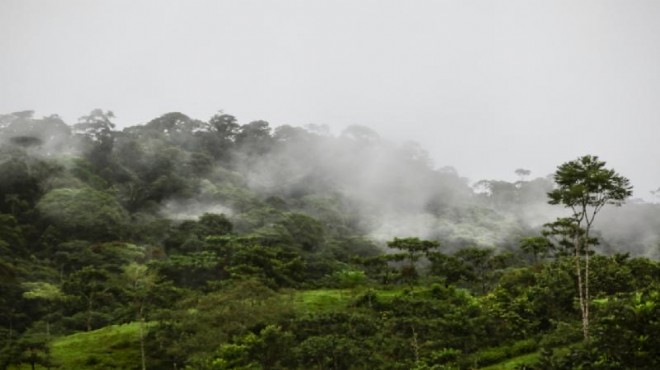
[51,323,143,369]
[291,286,444,313]
[479,351,539,370]
[292,289,354,312]
[8,323,144,370]
[291,286,422,313]
[478,344,576,370]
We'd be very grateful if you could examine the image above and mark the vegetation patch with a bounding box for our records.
[49,323,143,369]
[480,351,539,370]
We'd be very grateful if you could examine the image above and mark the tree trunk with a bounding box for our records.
[86,295,93,331]
[411,325,420,364]
[584,226,592,341]
[139,303,146,370]
[584,254,590,340]
[8,309,13,344]
[574,237,587,340]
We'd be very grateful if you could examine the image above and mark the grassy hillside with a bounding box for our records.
[50,323,143,369]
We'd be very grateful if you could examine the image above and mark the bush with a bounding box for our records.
[331,269,366,288]
[510,338,538,357]
[468,347,509,367]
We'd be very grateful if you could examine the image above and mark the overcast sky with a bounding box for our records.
[1,0,659,200]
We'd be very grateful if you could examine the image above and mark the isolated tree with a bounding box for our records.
[514,168,531,182]
[547,155,632,340]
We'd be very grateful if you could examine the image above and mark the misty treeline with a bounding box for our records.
[0,109,659,369]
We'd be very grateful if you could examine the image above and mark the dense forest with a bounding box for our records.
[0,110,659,369]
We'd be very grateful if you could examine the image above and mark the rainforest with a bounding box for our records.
[1,110,659,369]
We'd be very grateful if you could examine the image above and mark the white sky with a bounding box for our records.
[1,0,659,199]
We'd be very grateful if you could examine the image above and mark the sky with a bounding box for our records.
[1,0,659,200]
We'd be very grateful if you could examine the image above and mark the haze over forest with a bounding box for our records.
[2,0,660,201]
[3,2,660,369]
[1,109,659,258]
[1,106,660,369]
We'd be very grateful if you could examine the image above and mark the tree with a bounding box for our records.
[277,212,325,252]
[62,266,113,331]
[73,109,116,168]
[198,213,233,237]
[519,236,554,264]
[0,148,60,216]
[515,168,531,182]
[212,324,295,369]
[37,187,129,241]
[14,329,51,370]
[547,155,632,340]
[199,113,239,161]
[428,252,470,287]
[453,247,497,294]
[122,263,158,370]
[235,120,273,156]
[386,237,440,286]
[22,282,64,340]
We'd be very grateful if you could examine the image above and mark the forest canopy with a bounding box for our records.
[0,109,659,369]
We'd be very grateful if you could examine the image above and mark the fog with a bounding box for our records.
[2,108,660,257]
[2,1,660,256]
[2,1,660,200]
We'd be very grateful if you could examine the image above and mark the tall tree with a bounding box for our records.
[386,237,440,286]
[62,266,112,331]
[73,109,116,168]
[22,282,64,340]
[123,263,157,370]
[547,155,632,340]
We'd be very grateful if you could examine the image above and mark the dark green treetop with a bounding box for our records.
[548,155,632,221]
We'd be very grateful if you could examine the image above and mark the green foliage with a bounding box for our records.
[62,266,114,331]
[479,351,540,370]
[22,282,64,302]
[548,155,632,211]
[148,280,294,368]
[387,237,440,285]
[49,323,143,369]
[588,291,660,368]
[0,213,24,257]
[209,236,305,287]
[10,329,52,369]
[293,289,354,312]
[212,325,294,369]
[0,148,61,218]
[277,212,325,252]
[1,112,659,370]
[519,236,554,263]
[74,109,117,168]
[37,187,129,241]
[331,269,367,288]
[547,155,633,341]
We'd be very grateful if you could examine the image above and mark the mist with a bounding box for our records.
[2,109,659,257]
